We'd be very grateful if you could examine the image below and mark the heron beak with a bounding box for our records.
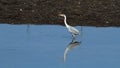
[58,14,62,16]
[59,14,64,17]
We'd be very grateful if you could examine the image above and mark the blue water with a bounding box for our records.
[0,24,120,68]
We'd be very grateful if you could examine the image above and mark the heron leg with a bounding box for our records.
[72,34,75,40]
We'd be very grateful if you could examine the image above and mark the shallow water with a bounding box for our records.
[0,24,120,68]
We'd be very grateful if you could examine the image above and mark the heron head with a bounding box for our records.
[58,14,66,17]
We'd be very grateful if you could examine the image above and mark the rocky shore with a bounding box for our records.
[0,0,120,27]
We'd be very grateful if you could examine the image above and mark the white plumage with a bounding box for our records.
[59,14,80,39]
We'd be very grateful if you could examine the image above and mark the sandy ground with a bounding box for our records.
[0,0,120,27]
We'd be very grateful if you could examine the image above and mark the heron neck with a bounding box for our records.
[64,15,68,27]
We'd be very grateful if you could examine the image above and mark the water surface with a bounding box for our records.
[0,24,120,68]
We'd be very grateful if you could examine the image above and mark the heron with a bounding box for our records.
[59,14,80,39]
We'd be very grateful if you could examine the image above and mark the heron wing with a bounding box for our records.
[68,26,80,35]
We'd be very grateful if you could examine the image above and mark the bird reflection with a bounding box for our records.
[63,40,81,62]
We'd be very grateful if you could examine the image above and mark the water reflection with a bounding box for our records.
[63,39,81,62]
[26,24,30,34]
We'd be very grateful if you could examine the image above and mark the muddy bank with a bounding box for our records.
[0,0,120,27]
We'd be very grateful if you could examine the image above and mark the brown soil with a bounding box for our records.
[0,0,120,27]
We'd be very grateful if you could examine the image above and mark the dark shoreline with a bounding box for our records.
[0,0,120,27]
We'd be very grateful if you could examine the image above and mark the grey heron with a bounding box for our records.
[59,14,80,39]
